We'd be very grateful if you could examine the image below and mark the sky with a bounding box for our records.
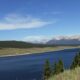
[0,0,80,42]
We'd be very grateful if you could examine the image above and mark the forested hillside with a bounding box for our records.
[0,41,54,48]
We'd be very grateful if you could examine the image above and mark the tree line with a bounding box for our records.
[43,52,80,80]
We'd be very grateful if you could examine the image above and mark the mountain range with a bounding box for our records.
[47,38,80,45]
[46,35,80,45]
[0,35,80,48]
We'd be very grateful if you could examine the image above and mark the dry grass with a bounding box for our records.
[0,46,80,56]
[49,67,80,80]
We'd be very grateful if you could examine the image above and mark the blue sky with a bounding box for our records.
[0,0,80,42]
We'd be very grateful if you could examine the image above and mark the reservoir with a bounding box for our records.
[0,48,79,80]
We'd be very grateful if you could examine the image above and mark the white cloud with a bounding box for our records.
[52,35,80,40]
[22,35,80,43]
[0,14,53,30]
[23,35,53,43]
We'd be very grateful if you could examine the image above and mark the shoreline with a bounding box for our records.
[0,47,79,58]
[0,52,31,58]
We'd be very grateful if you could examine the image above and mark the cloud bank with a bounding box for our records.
[23,36,53,43]
[52,35,80,40]
[0,14,52,30]
[23,35,80,43]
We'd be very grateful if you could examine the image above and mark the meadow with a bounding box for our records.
[0,46,80,56]
[49,67,80,80]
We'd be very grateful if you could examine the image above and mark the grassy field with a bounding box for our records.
[49,67,80,80]
[0,46,80,56]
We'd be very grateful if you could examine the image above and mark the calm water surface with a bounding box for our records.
[0,48,79,80]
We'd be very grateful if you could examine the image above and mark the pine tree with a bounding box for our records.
[43,59,51,80]
[52,59,64,75]
[53,62,58,75]
[70,52,80,69]
[57,59,64,74]
[78,52,80,66]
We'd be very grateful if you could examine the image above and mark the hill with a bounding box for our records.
[0,41,53,48]
[0,41,80,56]
[0,40,80,49]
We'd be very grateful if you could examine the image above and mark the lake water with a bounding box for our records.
[0,48,79,80]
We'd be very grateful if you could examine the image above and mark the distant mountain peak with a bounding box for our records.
[47,35,80,45]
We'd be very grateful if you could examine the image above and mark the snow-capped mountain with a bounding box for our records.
[47,35,80,45]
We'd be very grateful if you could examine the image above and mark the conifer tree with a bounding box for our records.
[53,59,64,75]
[43,59,51,80]
[56,59,64,74]
[70,52,80,69]
[53,62,57,75]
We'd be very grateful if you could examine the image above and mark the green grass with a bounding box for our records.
[49,67,80,80]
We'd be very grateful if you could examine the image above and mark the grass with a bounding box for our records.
[0,46,80,56]
[49,67,80,80]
